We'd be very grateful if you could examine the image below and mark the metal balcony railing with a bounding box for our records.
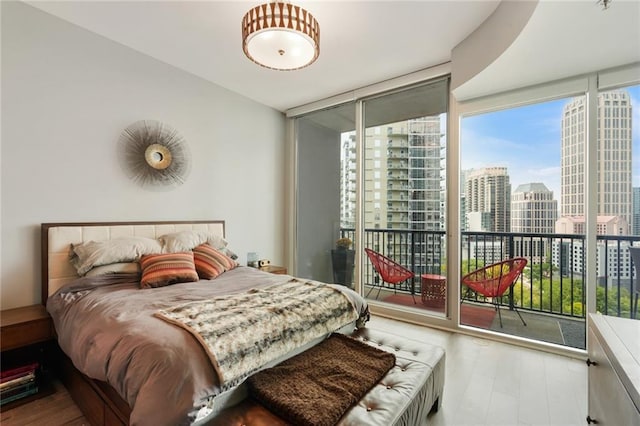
[339,228,640,320]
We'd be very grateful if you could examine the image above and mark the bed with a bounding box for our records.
[42,220,369,426]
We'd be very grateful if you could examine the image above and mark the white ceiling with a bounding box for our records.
[25,0,500,111]
[25,1,640,112]
[455,0,640,101]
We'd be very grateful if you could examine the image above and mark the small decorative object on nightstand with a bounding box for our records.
[0,304,55,410]
[259,265,287,275]
[247,252,259,268]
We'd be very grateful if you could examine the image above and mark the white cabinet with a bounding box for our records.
[587,314,640,425]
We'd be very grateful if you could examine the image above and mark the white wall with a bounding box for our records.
[1,2,286,309]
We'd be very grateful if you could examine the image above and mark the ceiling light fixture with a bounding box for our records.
[242,1,320,71]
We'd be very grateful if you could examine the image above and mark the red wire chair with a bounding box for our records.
[364,248,416,304]
[461,257,528,327]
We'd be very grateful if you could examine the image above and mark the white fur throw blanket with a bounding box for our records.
[155,279,358,385]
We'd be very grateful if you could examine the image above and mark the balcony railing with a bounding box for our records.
[340,228,640,320]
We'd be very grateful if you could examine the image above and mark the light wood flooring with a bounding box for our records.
[1,315,587,426]
[369,316,588,426]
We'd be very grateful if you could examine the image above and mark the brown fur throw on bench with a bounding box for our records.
[246,333,396,426]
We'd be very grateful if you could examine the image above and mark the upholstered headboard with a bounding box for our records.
[41,220,225,304]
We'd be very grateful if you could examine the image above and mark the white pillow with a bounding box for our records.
[85,262,141,277]
[69,237,163,276]
[159,230,228,253]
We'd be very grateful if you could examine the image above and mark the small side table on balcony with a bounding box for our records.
[420,274,446,309]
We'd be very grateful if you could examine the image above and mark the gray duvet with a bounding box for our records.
[46,266,369,426]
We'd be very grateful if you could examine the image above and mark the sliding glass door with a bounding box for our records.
[361,79,449,315]
[293,77,449,316]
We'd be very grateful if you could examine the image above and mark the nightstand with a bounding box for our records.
[1,305,53,351]
[259,265,288,275]
[1,304,55,411]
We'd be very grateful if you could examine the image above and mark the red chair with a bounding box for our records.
[364,248,416,304]
[461,257,528,327]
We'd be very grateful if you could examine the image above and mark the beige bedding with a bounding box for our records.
[46,266,369,426]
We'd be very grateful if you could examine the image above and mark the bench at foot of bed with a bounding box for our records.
[209,327,446,426]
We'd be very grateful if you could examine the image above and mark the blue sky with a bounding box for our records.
[461,85,640,198]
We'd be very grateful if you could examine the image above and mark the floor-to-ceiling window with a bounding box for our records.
[361,79,449,316]
[460,96,587,349]
[457,73,640,350]
[595,83,640,319]
[291,63,638,355]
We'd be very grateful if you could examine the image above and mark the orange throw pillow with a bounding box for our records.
[193,244,239,280]
[140,252,198,288]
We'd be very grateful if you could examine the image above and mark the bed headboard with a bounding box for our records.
[41,220,225,304]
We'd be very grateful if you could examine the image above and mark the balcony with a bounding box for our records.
[339,228,640,350]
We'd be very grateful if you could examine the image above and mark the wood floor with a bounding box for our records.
[0,315,587,426]
[0,380,88,425]
[371,316,588,426]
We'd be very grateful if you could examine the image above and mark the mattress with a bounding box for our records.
[46,266,369,425]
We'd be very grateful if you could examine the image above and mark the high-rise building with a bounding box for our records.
[551,239,635,283]
[347,117,444,232]
[560,91,633,234]
[340,133,356,229]
[633,187,640,236]
[459,169,471,232]
[343,116,444,270]
[553,214,631,280]
[465,167,511,232]
[555,215,629,236]
[511,182,557,263]
[511,183,557,233]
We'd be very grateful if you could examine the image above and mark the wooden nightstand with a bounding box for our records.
[1,305,53,352]
[259,265,288,275]
[1,304,55,411]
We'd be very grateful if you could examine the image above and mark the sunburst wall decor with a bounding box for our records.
[118,120,191,190]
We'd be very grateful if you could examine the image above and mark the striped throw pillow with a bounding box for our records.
[139,252,199,288]
[193,244,239,280]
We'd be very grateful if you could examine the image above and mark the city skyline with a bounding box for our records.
[460,85,640,200]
